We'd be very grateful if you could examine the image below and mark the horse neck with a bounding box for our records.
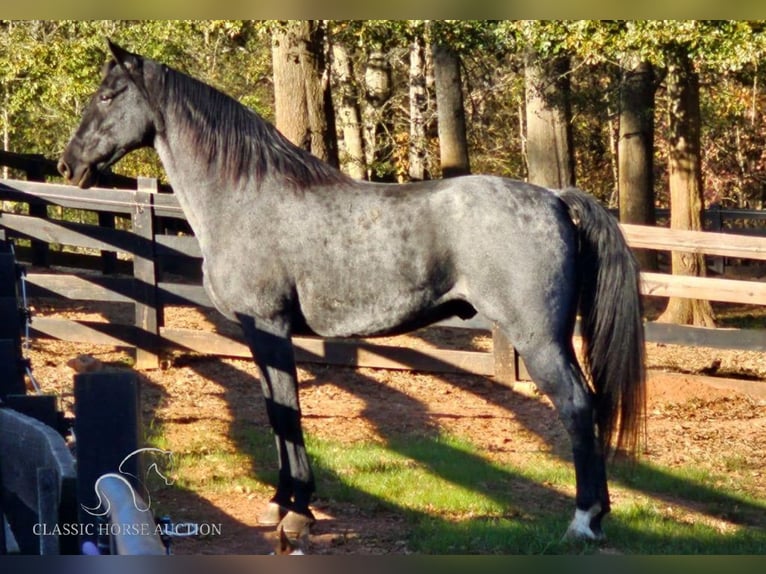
[153,128,229,250]
[150,75,350,247]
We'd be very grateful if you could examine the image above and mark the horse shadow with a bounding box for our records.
[173,351,581,553]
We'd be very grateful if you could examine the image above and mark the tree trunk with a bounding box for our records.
[271,21,338,165]
[657,48,716,327]
[618,57,657,271]
[408,32,429,181]
[332,42,366,179]
[432,43,470,178]
[363,49,395,182]
[498,48,577,385]
[272,22,310,150]
[524,50,575,188]
[302,21,338,167]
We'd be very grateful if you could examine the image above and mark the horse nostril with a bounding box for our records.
[57,159,70,179]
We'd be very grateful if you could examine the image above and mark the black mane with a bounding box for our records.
[159,64,351,188]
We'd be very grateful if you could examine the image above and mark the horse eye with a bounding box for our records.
[98,85,126,104]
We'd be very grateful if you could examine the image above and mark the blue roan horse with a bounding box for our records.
[59,41,646,542]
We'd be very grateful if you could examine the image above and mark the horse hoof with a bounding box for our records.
[258,502,288,526]
[564,505,606,541]
[564,523,605,541]
[277,510,315,539]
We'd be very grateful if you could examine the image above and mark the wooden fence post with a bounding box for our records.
[492,324,529,387]
[0,242,25,398]
[707,203,724,274]
[74,371,141,547]
[26,157,49,267]
[132,177,161,369]
[98,212,118,274]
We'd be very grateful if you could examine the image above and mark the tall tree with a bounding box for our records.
[331,41,366,179]
[524,48,575,188]
[657,46,716,326]
[432,42,470,178]
[271,20,338,165]
[618,56,657,271]
[363,48,395,181]
[408,25,429,181]
[560,20,766,325]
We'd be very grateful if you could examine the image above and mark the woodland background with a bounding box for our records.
[2,20,766,326]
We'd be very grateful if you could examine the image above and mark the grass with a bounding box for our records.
[308,435,766,554]
[146,423,766,554]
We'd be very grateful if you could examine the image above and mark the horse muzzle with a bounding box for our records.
[57,157,98,189]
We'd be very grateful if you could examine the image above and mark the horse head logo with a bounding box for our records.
[81,447,175,517]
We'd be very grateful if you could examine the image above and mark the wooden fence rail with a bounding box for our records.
[1,176,765,385]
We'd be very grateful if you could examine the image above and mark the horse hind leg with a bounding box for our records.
[514,338,610,540]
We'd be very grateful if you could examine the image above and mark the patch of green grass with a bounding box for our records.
[146,420,766,554]
[310,435,507,516]
[144,421,278,496]
[306,433,766,554]
[306,434,584,553]
[409,516,577,554]
[612,459,766,530]
[606,502,766,554]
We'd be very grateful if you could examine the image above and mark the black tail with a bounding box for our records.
[558,188,646,457]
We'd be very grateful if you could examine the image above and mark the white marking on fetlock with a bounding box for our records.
[565,503,603,540]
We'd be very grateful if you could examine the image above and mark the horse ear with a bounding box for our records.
[105,38,166,135]
[107,39,140,73]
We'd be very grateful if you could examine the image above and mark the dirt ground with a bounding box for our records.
[22,303,766,555]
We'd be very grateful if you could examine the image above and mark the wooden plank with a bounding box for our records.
[154,234,202,258]
[158,282,212,307]
[160,326,250,357]
[434,314,491,331]
[28,203,49,266]
[0,212,140,255]
[296,337,495,376]
[160,327,495,376]
[717,208,766,221]
[30,316,142,348]
[0,153,162,190]
[644,322,766,352]
[0,176,177,214]
[151,192,186,219]
[11,245,133,275]
[0,297,22,340]
[24,272,135,303]
[640,271,766,305]
[0,179,140,215]
[621,223,766,261]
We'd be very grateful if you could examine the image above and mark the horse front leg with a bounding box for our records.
[237,314,316,537]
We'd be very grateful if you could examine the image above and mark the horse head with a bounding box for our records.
[58,39,163,188]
